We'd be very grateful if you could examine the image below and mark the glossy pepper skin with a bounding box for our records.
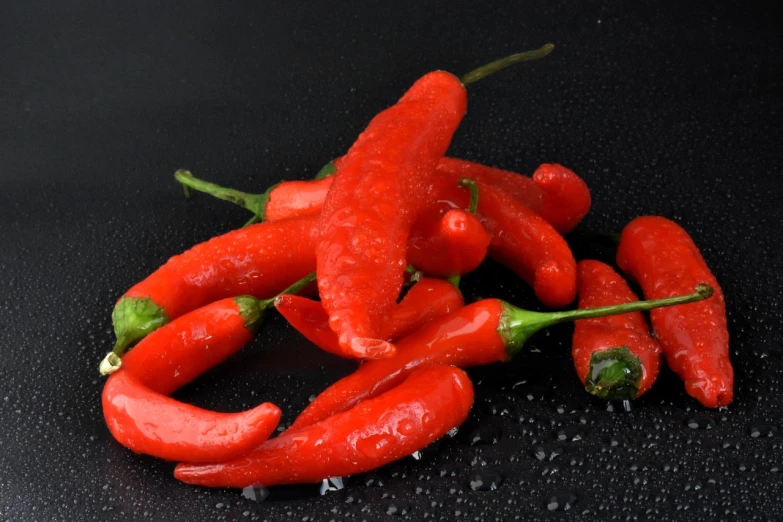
[422,172,577,308]
[316,71,467,360]
[102,297,281,461]
[617,216,733,407]
[291,286,712,430]
[111,215,317,357]
[531,163,592,234]
[275,278,464,358]
[174,365,474,488]
[572,260,662,400]
[103,371,281,462]
[407,179,491,278]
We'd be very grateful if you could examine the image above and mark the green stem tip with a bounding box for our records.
[314,161,337,180]
[500,284,713,357]
[174,169,270,223]
[460,44,554,85]
[458,178,479,214]
[585,346,642,401]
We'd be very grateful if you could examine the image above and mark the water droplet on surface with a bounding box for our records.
[468,469,503,491]
[386,501,410,516]
[547,491,578,511]
[469,425,500,445]
[319,477,344,495]
[241,486,269,502]
[686,415,715,429]
[749,424,777,438]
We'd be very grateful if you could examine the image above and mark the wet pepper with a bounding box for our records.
[617,216,733,407]
[174,365,474,488]
[291,285,711,430]
[108,215,317,365]
[572,260,662,400]
[101,275,315,461]
[317,45,554,360]
[407,179,491,279]
[275,277,464,358]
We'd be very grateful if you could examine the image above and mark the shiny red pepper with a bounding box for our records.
[407,179,491,278]
[275,277,464,358]
[617,216,733,407]
[101,294,286,461]
[572,260,662,400]
[291,286,710,430]
[107,215,317,365]
[423,172,578,308]
[174,365,475,488]
[316,70,468,360]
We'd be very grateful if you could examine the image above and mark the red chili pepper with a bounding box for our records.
[572,260,662,400]
[101,275,315,460]
[407,179,491,278]
[174,365,474,488]
[102,371,281,462]
[291,285,711,430]
[316,72,467,360]
[317,46,555,360]
[175,170,333,226]
[616,216,732,407]
[275,277,464,358]
[107,215,318,366]
[422,172,577,308]
[531,163,592,234]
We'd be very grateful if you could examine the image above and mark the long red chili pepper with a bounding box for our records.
[105,215,318,368]
[101,275,315,461]
[102,371,281,462]
[422,172,577,308]
[572,260,662,400]
[291,284,712,430]
[317,46,554,360]
[275,277,464,358]
[407,179,490,279]
[616,216,733,407]
[174,365,475,488]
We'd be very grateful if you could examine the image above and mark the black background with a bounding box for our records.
[2,1,782,521]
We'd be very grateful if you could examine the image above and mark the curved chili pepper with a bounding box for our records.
[175,170,332,226]
[103,371,281,462]
[616,216,732,407]
[275,277,464,358]
[422,172,577,308]
[407,179,491,279]
[317,46,554,360]
[572,260,662,400]
[531,163,592,235]
[174,365,474,488]
[291,285,712,430]
[106,215,318,367]
[101,275,315,460]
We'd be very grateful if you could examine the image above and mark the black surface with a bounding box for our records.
[2,1,782,521]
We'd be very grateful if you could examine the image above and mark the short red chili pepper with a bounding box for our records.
[175,170,333,226]
[407,179,491,279]
[107,215,318,367]
[572,260,662,400]
[174,365,475,488]
[275,277,464,358]
[531,163,592,234]
[317,46,554,360]
[616,216,733,407]
[423,172,578,308]
[291,284,711,430]
[102,371,281,463]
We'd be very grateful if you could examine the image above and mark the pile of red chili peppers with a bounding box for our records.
[97,44,733,491]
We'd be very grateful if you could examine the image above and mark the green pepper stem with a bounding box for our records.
[458,178,479,214]
[585,346,642,401]
[174,169,271,222]
[259,272,317,308]
[460,44,554,85]
[313,161,337,180]
[500,284,713,357]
